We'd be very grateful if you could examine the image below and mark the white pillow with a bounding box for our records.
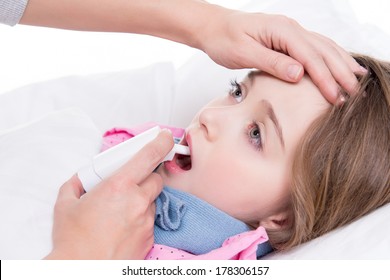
[0,62,175,133]
[169,54,249,127]
[263,203,390,259]
[0,108,101,259]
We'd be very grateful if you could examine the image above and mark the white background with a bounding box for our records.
[1,0,390,94]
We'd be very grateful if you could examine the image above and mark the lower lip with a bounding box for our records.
[164,131,193,174]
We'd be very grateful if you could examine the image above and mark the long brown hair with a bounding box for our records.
[269,54,390,250]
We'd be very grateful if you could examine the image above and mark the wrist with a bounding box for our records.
[135,1,231,50]
[44,249,72,260]
[190,4,240,54]
[189,3,232,50]
[44,243,105,260]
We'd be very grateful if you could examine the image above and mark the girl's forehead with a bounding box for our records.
[245,71,324,102]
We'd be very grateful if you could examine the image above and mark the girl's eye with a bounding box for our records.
[248,122,263,151]
[229,79,244,103]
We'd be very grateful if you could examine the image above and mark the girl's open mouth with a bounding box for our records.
[175,153,192,170]
[164,132,192,173]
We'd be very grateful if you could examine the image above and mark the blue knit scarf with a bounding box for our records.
[154,186,272,257]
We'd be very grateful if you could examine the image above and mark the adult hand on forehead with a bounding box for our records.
[45,130,174,260]
[198,11,367,104]
[19,0,366,104]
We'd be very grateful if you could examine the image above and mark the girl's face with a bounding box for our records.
[157,72,329,228]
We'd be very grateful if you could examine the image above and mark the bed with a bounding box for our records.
[0,0,389,259]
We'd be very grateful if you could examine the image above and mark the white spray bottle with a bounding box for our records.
[78,126,190,192]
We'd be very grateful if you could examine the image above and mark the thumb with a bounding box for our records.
[113,129,174,185]
[57,174,84,202]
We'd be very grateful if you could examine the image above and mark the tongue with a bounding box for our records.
[176,154,192,170]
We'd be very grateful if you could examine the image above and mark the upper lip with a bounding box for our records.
[184,131,192,154]
[182,130,192,157]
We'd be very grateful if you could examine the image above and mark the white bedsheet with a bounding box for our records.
[0,0,389,259]
[0,108,101,259]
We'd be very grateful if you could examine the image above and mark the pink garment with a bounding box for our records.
[102,123,269,260]
[145,227,268,260]
[101,122,185,152]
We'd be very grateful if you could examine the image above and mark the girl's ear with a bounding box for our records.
[259,210,292,230]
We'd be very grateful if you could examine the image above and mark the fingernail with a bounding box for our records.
[287,65,302,81]
[354,65,368,75]
[359,66,368,73]
[336,94,346,106]
[161,128,172,135]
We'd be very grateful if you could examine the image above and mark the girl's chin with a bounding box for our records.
[156,161,193,191]
[159,173,188,191]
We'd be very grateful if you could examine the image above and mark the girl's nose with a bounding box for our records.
[198,106,228,142]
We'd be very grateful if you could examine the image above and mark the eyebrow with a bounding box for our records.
[262,100,285,150]
[247,70,258,86]
[244,71,285,150]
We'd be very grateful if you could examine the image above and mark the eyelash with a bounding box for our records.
[247,121,263,151]
[228,80,263,151]
[229,79,244,103]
